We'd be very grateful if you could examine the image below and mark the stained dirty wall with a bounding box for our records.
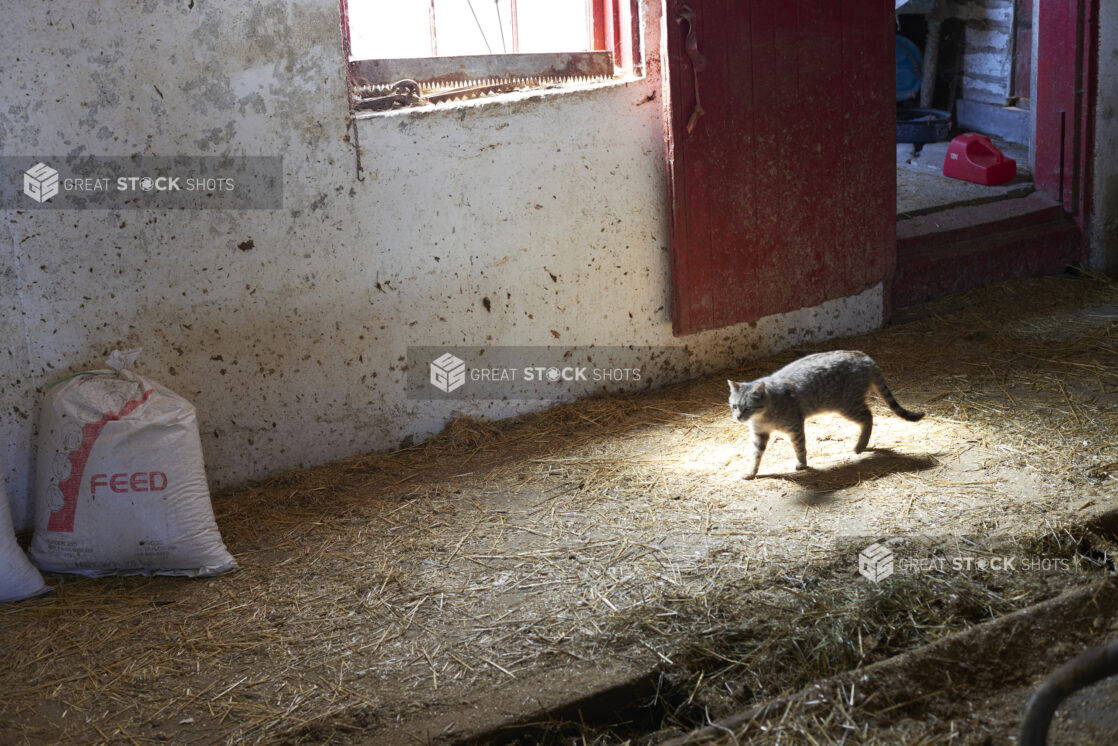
[4,0,900,530]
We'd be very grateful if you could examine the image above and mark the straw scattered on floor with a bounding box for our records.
[2,272,1116,745]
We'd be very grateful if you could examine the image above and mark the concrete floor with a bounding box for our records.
[897,137,1033,218]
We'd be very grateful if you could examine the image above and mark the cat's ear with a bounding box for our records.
[754,381,766,396]
[728,380,740,394]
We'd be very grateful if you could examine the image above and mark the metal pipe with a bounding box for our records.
[429,0,438,56]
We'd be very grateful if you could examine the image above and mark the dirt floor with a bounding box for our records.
[2,272,1117,745]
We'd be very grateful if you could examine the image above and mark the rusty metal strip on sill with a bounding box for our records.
[350,51,617,112]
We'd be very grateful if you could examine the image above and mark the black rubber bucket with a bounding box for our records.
[897,108,951,144]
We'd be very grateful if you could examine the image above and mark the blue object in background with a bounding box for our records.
[896,35,922,101]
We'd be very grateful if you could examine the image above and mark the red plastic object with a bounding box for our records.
[943,133,1017,185]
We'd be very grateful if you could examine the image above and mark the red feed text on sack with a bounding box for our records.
[89,471,168,496]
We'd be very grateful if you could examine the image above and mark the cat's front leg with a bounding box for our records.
[847,403,873,453]
[744,427,770,479]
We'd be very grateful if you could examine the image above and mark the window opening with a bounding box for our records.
[342,0,642,112]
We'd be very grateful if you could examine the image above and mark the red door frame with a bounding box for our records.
[1034,0,1097,247]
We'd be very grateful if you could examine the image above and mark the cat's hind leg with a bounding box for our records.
[789,423,809,470]
[745,426,770,479]
[846,403,873,453]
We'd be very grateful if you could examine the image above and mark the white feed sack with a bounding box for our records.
[29,349,237,577]
[1,473,50,602]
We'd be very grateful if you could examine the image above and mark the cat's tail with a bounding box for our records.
[871,369,925,422]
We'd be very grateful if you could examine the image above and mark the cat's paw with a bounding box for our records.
[795,463,809,471]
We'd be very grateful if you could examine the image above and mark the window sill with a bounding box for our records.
[348,50,643,115]
[350,72,644,120]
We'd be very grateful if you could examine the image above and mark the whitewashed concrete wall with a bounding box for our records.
[0,0,921,531]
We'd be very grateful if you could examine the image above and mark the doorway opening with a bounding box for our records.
[895,0,1034,219]
[890,0,1092,311]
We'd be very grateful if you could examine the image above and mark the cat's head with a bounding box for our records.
[727,380,766,422]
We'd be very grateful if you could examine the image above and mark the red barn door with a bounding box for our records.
[664,0,896,336]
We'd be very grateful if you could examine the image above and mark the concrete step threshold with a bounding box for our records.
[893,191,1080,310]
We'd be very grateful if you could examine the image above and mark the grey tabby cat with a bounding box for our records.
[728,350,924,478]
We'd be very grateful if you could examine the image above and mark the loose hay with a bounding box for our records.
[2,273,1117,745]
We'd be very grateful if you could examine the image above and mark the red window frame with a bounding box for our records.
[592,0,641,73]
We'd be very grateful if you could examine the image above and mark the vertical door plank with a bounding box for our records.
[710,0,762,327]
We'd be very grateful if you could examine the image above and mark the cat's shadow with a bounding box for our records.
[762,448,939,505]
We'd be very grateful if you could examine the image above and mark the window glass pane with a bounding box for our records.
[348,0,431,60]
[347,0,594,61]
[516,0,591,53]
[433,0,514,56]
